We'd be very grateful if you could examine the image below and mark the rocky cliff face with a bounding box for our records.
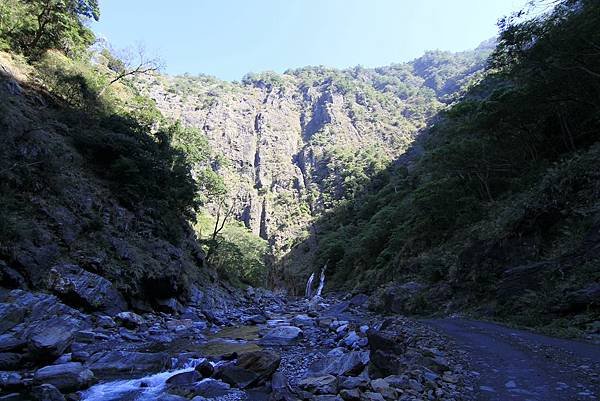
[138,44,492,285]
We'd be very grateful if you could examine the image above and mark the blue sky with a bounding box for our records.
[93,0,527,81]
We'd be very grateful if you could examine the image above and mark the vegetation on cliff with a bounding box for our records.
[312,0,600,335]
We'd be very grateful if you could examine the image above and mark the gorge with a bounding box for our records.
[0,0,599,400]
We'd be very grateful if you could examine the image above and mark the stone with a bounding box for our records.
[33,362,94,392]
[0,353,21,370]
[237,350,280,382]
[291,315,315,327]
[442,372,459,384]
[195,360,215,378]
[47,264,126,313]
[298,375,338,395]
[369,379,397,400]
[342,331,360,348]
[381,375,408,389]
[220,366,259,389]
[0,333,26,352]
[157,298,183,314]
[30,384,66,401]
[88,350,171,379]
[360,392,385,401]
[339,376,369,390]
[271,372,298,401]
[115,312,145,329]
[28,318,77,360]
[307,351,369,377]
[312,396,343,401]
[0,372,22,391]
[408,379,424,392]
[247,315,267,325]
[327,347,346,357]
[340,389,361,401]
[96,316,116,329]
[259,326,302,346]
[167,370,201,387]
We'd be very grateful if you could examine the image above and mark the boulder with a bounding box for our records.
[168,378,232,399]
[338,376,369,390]
[340,389,361,401]
[368,282,426,314]
[157,298,183,314]
[28,318,77,360]
[0,334,26,352]
[33,362,94,392]
[298,375,338,395]
[259,326,302,346]
[0,353,21,370]
[237,350,280,382]
[88,350,171,379]
[367,327,408,377]
[167,370,201,387]
[220,350,280,389]
[47,264,126,313]
[30,384,66,401]
[270,372,299,401]
[291,315,315,327]
[307,352,370,377]
[195,360,215,378]
[115,312,145,329]
[0,372,22,391]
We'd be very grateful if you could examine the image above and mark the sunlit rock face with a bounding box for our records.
[138,44,491,287]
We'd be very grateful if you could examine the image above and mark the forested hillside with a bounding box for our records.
[310,0,600,335]
[137,42,493,287]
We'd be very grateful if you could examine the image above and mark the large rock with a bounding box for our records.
[307,352,370,377]
[168,378,233,399]
[0,334,26,352]
[115,311,145,329]
[298,375,338,395]
[88,350,171,379]
[0,353,21,370]
[367,324,409,377]
[30,384,66,401]
[47,264,127,313]
[28,318,78,360]
[33,362,94,391]
[367,282,426,314]
[271,372,299,401]
[220,350,280,389]
[259,326,302,346]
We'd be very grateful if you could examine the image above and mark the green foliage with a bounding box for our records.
[0,0,99,57]
[314,0,600,330]
[196,213,269,287]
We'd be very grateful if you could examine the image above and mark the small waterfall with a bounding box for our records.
[315,265,326,297]
[305,272,315,298]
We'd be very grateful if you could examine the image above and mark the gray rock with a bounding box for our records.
[298,375,338,395]
[360,392,385,401]
[47,264,126,313]
[28,318,77,360]
[259,326,302,346]
[96,315,116,329]
[33,362,94,392]
[0,333,26,352]
[88,350,170,379]
[339,376,369,390]
[195,360,215,378]
[340,389,361,401]
[157,298,183,314]
[115,312,145,329]
[291,315,315,327]
[0,372,22,391]
[30,384,66,401]
[0,353,21,370]
[307,351,370,377]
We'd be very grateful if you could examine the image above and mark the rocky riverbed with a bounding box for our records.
[0,283,478,401]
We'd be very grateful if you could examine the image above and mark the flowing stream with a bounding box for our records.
[80,358,209,401]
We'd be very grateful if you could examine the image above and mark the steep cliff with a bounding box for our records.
[138,43,493,286]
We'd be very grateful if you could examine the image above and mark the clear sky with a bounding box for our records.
[93,0,527,81]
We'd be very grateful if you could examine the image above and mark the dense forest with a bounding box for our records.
[311,0,600,335]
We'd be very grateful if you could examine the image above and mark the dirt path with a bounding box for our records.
[424,318,600,401]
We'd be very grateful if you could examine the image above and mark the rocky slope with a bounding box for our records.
[137,42,493,287]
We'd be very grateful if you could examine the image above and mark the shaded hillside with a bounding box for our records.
[305,0,600,336]
[137,43,493,283]
[0,50,220,308]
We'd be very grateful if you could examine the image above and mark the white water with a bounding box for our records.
[305,272,315,298]
[315,266,326,297]
[80,358,209,401]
